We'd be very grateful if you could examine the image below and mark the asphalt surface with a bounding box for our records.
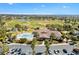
[6,43,75,55]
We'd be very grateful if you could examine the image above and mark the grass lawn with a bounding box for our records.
[5,19,64,29]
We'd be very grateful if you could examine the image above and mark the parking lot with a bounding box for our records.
[7,43,75,55]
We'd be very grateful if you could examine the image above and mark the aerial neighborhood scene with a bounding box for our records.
[0,3,79,55]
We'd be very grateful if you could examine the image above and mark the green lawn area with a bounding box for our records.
[5,19,64,29]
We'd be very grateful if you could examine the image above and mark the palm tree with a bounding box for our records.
[50,33,56,44]
[44,39,50,55]
[31,38,37,55]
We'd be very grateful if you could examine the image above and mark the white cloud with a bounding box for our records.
[62,5,70,9]
[41,4,46,7]
[8,3,13,5]
[63,6,67,8]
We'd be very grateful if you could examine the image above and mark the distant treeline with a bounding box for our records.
[0,14,79,21]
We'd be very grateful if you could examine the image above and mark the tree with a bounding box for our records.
[32,32,39,38]
[0,16,7,43]
[0,28,7,43]
[22,25,28,31]
[50,24,63,31]
[31,39,37,55]
[5,16,12,21]
[0,16,2,27]
[70,35,78,41]
[15,24,22,31]
[44,39,50,55]
[63,24,72,31]
[46,24,52,30]
[0,16,6,28]
[6,32,12,42]
[69,29,75,35]
[50,33,56,44]
[19,38,27,44]
[2,43,9,55]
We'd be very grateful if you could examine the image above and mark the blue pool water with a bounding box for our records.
[16,33,34,40]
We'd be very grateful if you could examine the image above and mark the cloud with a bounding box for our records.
[62,5,69,9]
[8,3,13,5]
[41,4,46,7]
[63,6,67,8]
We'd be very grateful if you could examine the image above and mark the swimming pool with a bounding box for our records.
[16,32,34,41]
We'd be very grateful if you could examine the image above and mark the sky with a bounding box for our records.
[0,3,79,15]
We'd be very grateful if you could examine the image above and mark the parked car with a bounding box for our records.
[72,49,79,55]
[35,52,43,55]
[48,50,52,55]
[54,50,60,54]
[17,48,21,52]
[63,49,67,53]
[21,53,26,55]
